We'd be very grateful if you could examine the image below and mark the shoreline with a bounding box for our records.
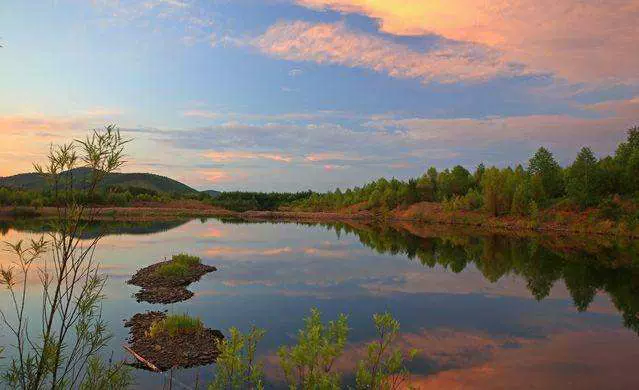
[1,203,637,239]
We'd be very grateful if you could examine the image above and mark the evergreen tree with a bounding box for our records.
[566,147,600,207]
[511,182,531,216]
[614,127,639,194]
[481,167,505,216]
[528,147,564,199]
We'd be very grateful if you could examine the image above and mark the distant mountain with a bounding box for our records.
[202,189,221,198]
[0,168,198,194]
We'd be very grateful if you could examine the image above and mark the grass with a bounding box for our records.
[171,253,201,266]
[148,314,204,338]
[154,253,202,278]
[155,262,191,278]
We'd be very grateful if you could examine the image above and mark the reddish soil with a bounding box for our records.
[2,198,636,237]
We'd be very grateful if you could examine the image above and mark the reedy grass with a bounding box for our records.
[171,253,201,266]
[155,262,190,278]
[148,314,204,338]
[154,253,202,278]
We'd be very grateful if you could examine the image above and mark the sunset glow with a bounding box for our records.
[1,0,637,191]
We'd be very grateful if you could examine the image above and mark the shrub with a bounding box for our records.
[30,198,44,209]
[355,312,417,390]
[278,308,349,389]
[172,253,201,266]
[206,309,414,390]
[442,190,482,212]
[597,197,623,221]
[148,314,203,338]
[79,356,132,390]
[464,189,483,210]
[210,326,266,390]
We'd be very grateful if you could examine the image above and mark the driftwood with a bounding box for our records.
[123,344,160,372]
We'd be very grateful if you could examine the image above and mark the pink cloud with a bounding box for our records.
[253,21,522,85]
[584,96,639,118]
[294,0,639,82]
[304,152,361,162]
[198,169,235,183]
[367,112,635,154]
[203,151,293,163]
[0,114,115,176]
[323,164,345,171]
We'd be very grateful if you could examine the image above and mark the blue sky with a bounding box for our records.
[1,0,637,191]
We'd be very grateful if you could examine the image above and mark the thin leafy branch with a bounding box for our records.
[0,125,133,390]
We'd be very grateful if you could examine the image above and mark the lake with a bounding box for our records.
[1,218,638,389]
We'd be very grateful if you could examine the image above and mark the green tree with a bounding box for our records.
[614,126,639,194]
[528,147,564,199]
[511,182,531,216]
[481,167,505,217]
[473,163,486,186]
[566,147,600,207]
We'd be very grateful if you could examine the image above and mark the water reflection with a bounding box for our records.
[0,218,637,389]
[0,219,190,238]
[324,222,639,334]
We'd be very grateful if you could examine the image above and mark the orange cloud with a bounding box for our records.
[0,114,109,176]
[253,21,522,84]
[584,96,639,118]
[198,169,235,183]
[304,152,361,162]
[323,164,345,171]
[295,0,639,82]
[200,228,224,238]
[0,115,90,135]
[203,151,293,163]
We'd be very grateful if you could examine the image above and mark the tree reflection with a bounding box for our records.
[324,222,639,334]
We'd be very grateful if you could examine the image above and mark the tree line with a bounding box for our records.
[292,127,639,219]
[0,185,213,208]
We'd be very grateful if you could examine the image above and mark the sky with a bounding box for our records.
[1,0,638,191]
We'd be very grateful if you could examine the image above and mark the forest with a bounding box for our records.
[290,127,639,219]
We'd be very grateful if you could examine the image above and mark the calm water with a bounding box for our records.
[1,218,638,389]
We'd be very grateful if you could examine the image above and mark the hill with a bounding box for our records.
[202,189,221,198]
[0,168,199,195]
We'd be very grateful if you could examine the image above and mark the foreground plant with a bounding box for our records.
[209,326,266,390]
[78,356,132,390]
[355,313,417,390]
[278,308,349,390]
[0,125,132,389]
[205,309,415,389]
